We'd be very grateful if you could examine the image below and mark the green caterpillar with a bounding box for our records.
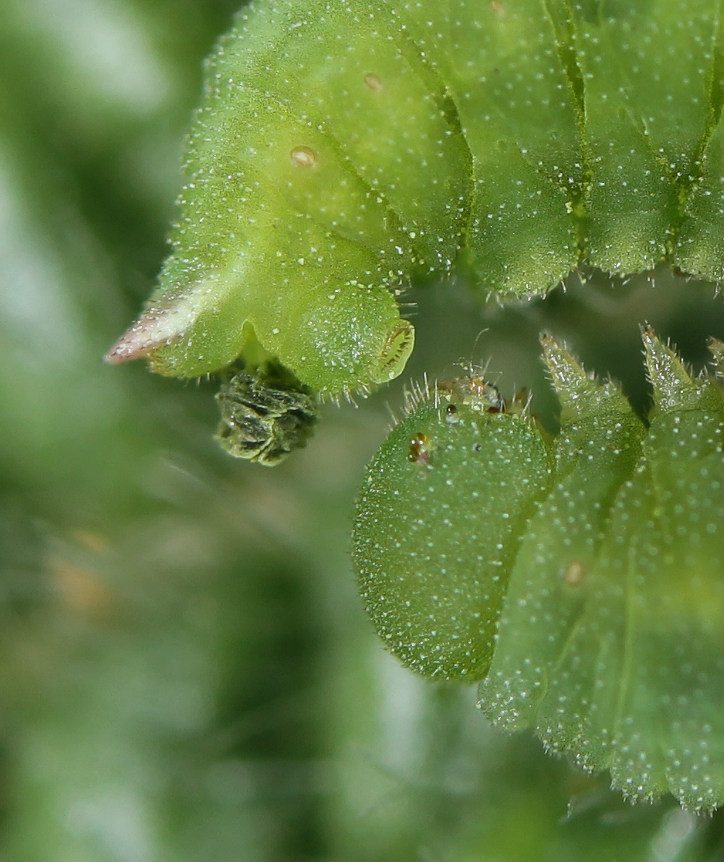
[352,331,724,811]
[106,0,723,406]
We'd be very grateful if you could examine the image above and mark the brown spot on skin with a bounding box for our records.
[408,432,431,466]
[364,72,383,91]
[290,146,318,168]
[563,560,585,587]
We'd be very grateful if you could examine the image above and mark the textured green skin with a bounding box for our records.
[479,335,724,810]
[354,403,553,680]
[354,334,724,810]
[108,0,723,394]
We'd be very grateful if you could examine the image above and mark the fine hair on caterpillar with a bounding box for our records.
[354,331,724,811]
[105,0,722,409]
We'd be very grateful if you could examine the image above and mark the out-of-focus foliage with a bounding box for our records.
[0,1,722,860]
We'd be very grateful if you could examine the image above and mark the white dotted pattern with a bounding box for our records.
[108,0,722,396]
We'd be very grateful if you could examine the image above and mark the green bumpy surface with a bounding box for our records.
[107,0,723,395]
[355,399,553,680]
[352,333,724,811]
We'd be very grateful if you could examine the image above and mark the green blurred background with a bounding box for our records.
[0,2,722,859]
